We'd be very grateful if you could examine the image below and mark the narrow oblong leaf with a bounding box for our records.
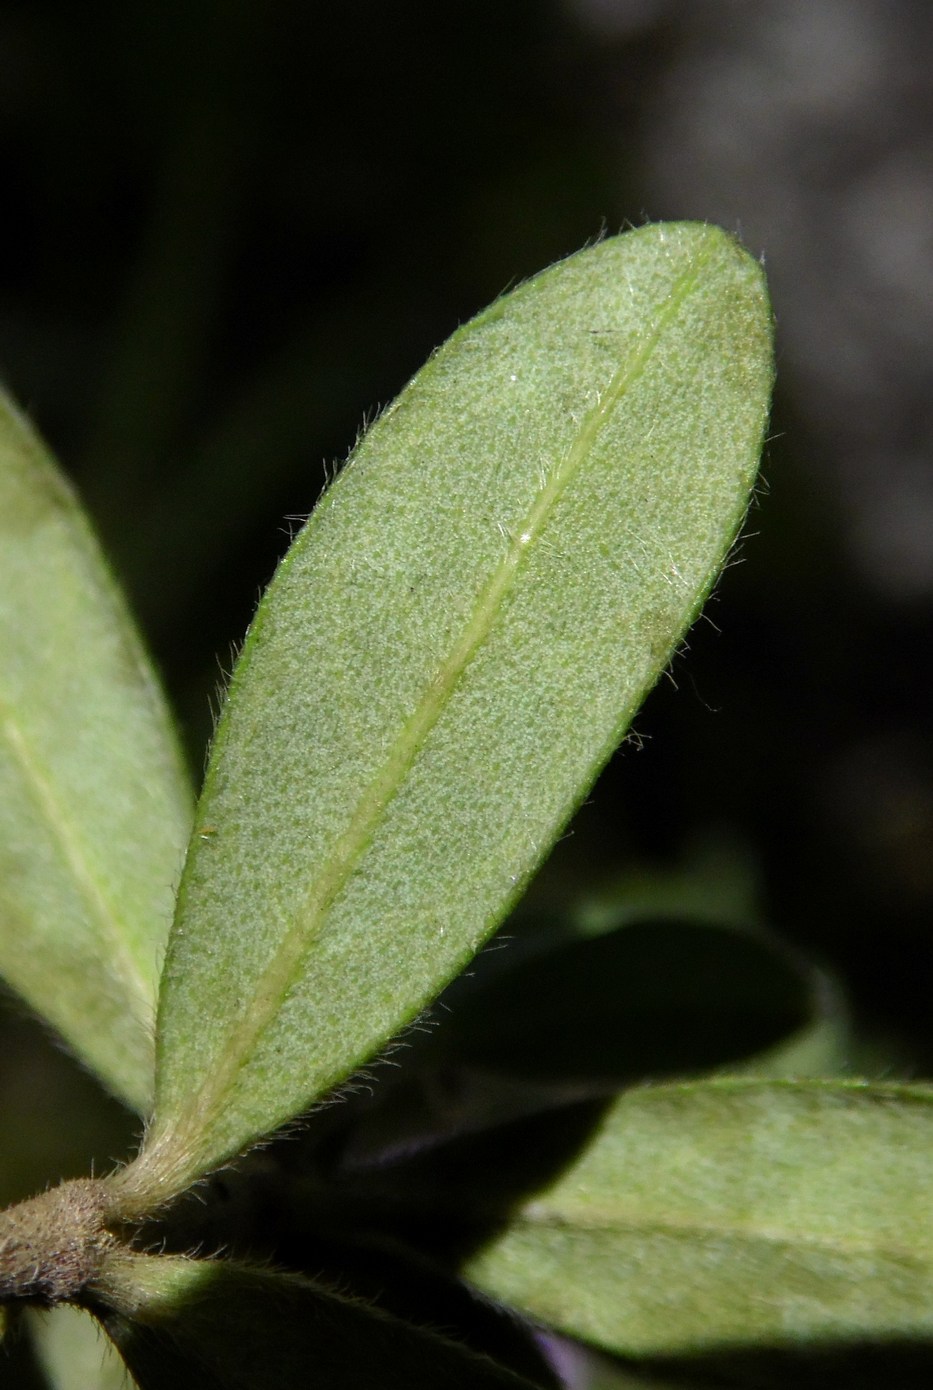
[464,1078,933,1355]
[89,1251,547,1390]
[123,222,772,1206]
[0,392,193,1111]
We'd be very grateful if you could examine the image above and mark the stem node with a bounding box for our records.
[0,1178,116,1306]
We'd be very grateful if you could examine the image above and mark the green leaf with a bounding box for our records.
[0,391,192,1112]
[736,1002,851,1078]
[89,1251,548,1389]
[27,1306,133,1390]
[464,1078,933,1355]
[121,222,772,1207]
[426,918,824,1083]
[318,917,836,1172]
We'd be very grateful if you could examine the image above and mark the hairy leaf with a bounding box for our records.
[90,1251,548,1389]
[465,1079,933,1355]
[0,392,192,1111]
[122,222,772,1206]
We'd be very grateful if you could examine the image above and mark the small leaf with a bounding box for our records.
[122,222,772,1206]
[0,392,193,1111]
[89,1251,549,1389]
[464,1078,933,1355]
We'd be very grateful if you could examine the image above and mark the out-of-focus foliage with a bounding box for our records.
[0,391,191,1111]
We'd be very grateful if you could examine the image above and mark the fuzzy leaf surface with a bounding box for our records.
[134,223,772,1201]
[465,1079,933,1355]
[0,392,192,1111]
[91,1251,547,1390]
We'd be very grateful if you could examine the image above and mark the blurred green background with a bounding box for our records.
[1,0,932,1197]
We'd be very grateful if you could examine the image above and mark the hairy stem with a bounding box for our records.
[0,1179,117,1307]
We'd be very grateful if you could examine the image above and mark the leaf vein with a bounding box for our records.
[161,239,719,1176]
[0,696,151,1017]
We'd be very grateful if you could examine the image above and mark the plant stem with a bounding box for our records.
[0,1180,116,1307]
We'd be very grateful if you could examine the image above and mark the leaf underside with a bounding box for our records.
[465,1078,933,1356]
[0,392,192,1112]
[130,222,772,1201]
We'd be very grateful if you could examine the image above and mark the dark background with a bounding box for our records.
[1,0,932,1191]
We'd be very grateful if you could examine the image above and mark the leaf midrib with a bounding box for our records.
[494,1205,933,1274]
[163,238,719,1178]
[0,695,152,1022]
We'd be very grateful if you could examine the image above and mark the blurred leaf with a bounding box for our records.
[326,917,841,1172]
[429,918,824,1083]
[90,1250,548,1389]
[465,1078,933,1356]
[0,1008,136,1210]
[738,1007,851,1078]
[27,1306,133,1390]
[570,839,762,939]
[117,222,771,1208]
[0,390,193,1112]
